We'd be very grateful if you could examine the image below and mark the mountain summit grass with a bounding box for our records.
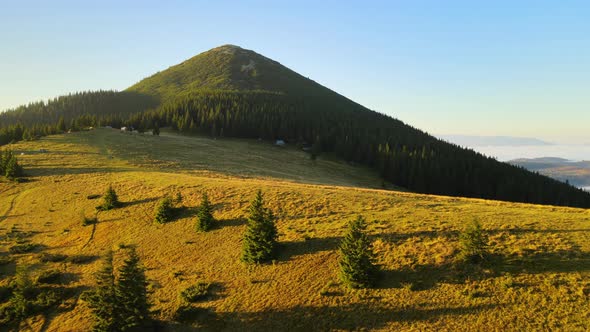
[127,44,343,103]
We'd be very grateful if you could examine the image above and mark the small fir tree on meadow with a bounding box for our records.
[1,150,24,179]
[338,216,378,289]
[4,154,22,179]
[115,248,151,331]
[10,265,34,321]
[154,196,174,224]
[97,185,120,211]
[459,219,489,263]
[85,251,119,332]
[196,192,215,232]
[241,190,278,264]
[152,123,160,136]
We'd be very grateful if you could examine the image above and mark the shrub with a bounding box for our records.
[39,253,67,263]
[195,192,215,232]
[241,190,278,264]
[36,270,62,284]
[459,219,489,264]
[9,266,35,321]
[0,256,13,266]
[0,286,12,303]
[96,185,120,211]
[173,305,211,323]
[154,196,174,224]
[82,214,98,226]
[9,243,38,254]
[67,255,96,265]
[32,289,61,308]
[180,282,211,303]
[338,216,378,289]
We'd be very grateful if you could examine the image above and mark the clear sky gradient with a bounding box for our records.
[1,0,589,142]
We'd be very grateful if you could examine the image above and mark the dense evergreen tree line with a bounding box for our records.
[0,90,157,144]
[140,91,590,208]
[1,89,589,207]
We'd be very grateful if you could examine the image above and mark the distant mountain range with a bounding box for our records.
[439,135,552,147]
[510,157,590,189]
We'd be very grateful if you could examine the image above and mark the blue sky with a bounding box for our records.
[1,0,589,142]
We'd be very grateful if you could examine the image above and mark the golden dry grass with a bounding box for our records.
[0,129,589,331]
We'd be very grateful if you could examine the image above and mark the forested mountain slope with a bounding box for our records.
[1,45,590,207]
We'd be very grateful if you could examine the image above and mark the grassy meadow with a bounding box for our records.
[0,128,589,331]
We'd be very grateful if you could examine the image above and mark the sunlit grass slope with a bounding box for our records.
[1,129,589,331]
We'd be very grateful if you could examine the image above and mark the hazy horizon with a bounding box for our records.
[437,134,590,161]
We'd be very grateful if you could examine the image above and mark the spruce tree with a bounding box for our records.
[85,251,119,332]
[115,248,150,331]
[338,216,378,288]
[97,185,120,211]
[458,219,489,263]
[152,123,160,136]
[57,116,66,132]
[241,190,278,264]
[3,151,23,179]
[196,192,215,232]
[10,265,34,321]
[154,196,174,223]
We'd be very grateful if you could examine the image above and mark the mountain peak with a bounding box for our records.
[213,44,243,51]
[126,45,339,103]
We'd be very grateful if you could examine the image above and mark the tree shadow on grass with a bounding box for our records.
[200,303,499,331]
[175,206,197,220]
[380,228,590,245]
[0,258,17,279]
[214,218,246,229]
[39,284,92,332]
[278,236,341,261]
[66,254,100,265]
[25,167,129,177]
[120,197,160,208]
[377,249,590,291]
[503,250,590,274]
